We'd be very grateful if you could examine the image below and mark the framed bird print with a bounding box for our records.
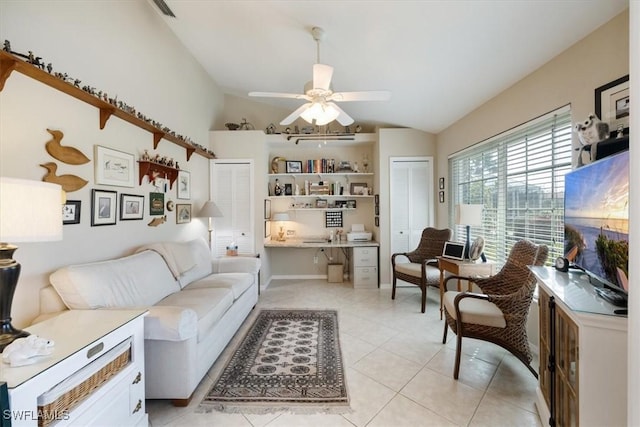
[94,145,135,187]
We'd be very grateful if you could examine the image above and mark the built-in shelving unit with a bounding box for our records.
[0,50,214,161]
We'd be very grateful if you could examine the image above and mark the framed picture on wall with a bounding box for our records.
[91,189,117,226]
[439,191,445,203]
[120,193,144,220]
[439,177,445,189]
[149,192,165,215]
[177,170,191,199]
[176,204,192,224]
[595,75,629,138]
[62,200,81,225]
[264,199,271,219]
[94,145,135,187]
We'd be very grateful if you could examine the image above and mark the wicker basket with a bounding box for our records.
[37,346,131,427]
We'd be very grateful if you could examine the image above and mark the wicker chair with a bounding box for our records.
[442,240,548,379]
[391,227,452,313]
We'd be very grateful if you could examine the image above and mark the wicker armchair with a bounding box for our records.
[442,240,548,379]
[391,227,452,313]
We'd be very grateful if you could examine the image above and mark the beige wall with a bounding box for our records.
[377,128,437,284]
[435,10,630,229]
[0,1,224,326]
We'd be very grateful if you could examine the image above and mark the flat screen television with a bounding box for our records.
[564,150,629,294]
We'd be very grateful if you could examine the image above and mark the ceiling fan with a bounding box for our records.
[248,26,391,127]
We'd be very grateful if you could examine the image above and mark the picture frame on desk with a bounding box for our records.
[349,182,368,195]
[595,75,629,138]
[286,160,303,173]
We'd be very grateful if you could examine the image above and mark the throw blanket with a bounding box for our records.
[136,242,196,279]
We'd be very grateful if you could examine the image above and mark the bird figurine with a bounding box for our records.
[40,162,88,192]
[44,129,90,165]
[148,216,166,227]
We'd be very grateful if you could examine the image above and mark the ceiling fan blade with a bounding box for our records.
[327,102,354,126]
[249,91,310,100]
[328,91,391,102]
[280,103,312,125]
[312,64,333,91]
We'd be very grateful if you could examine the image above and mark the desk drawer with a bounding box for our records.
[353,267,378,288]
[353,247,377,267]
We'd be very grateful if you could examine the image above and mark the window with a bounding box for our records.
[449,105,572,266]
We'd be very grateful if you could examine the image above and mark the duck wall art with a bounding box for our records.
[45,129,90,165]
[40,162,88,192]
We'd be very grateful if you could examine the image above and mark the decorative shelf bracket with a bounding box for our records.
[0,50,215,161]
[99,107,114,130]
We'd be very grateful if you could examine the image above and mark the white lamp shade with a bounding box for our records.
[272,212,290,222]
[456,204,483,226]
[197,200,223,218]
[0,177,63,242]
[300,102,340,126]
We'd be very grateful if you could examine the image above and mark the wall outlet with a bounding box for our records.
[313,256,318,264]
[287,230,295,236]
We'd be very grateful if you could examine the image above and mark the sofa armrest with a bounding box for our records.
[40,285,68,314]
[144,306,198,341]
[212,257,261,275]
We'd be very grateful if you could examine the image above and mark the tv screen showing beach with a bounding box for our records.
[564,150,629,292]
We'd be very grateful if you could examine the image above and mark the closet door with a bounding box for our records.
[390,157,434,255]
[210,160,254,257]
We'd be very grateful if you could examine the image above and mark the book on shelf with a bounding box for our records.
[305,158,335,173]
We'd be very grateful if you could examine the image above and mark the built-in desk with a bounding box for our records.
[265,239,380,287]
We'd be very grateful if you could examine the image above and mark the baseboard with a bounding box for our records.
[270,274,328,280]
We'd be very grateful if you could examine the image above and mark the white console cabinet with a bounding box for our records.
[531,267,627,427]
[0,310,147,427]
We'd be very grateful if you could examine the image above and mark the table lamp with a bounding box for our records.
[455,204,483,260]
[272,212,290,241]
[197,200,223,249]
[0,178,63,351]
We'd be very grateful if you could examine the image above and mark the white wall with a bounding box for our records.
[0,0,224,326]
[627,2,638,425]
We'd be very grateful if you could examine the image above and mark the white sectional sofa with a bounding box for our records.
[37,237,260,405]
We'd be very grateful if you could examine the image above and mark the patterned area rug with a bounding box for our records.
[199,309,349,414]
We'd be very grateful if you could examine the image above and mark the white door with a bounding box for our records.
[390,157,434,255]
[210,160,254,257]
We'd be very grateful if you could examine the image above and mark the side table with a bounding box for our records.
[437,257,495,319]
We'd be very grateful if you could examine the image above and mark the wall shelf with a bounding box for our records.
[0,50,214,161]
[138,161,179,188]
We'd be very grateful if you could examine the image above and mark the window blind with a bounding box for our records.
[449,106,572,267]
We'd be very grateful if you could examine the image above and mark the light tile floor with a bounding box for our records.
[146,279,542,427]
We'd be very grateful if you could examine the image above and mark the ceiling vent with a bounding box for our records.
[152,0,176,17]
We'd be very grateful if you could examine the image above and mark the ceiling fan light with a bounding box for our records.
[300,102,340,125]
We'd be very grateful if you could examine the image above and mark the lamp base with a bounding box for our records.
[0,324,29,352]
[0,244,30,352]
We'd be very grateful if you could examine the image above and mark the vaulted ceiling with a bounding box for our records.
[150,0,628,133]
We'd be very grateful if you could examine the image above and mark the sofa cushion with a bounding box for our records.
[49,251,180,309]
[156,287,234,342]
[144,306,198,341]
[184,272,254,300]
